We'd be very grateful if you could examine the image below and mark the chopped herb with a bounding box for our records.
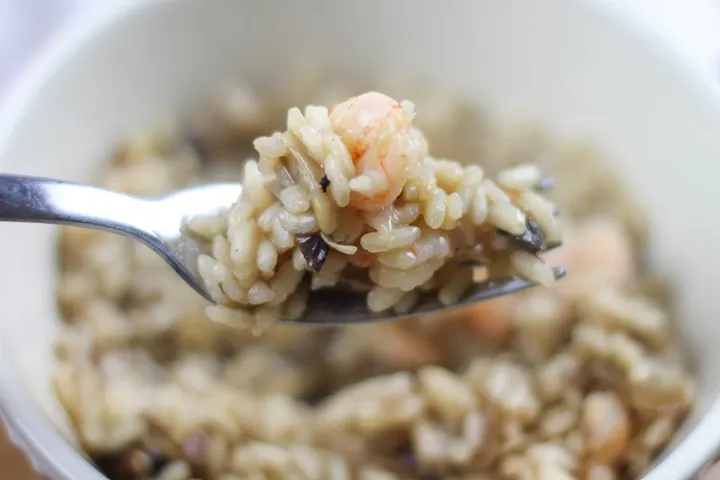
[319,175,331,192]
[535,176,555,191]
[498,218,547,253]
[297,233,329,272]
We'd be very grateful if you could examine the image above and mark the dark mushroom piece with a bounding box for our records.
[319,175,331,192]
[296,233,330,272]
[497,217,547,253]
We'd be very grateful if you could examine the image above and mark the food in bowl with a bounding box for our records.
[54,82,695,480]
[186,91,560,329]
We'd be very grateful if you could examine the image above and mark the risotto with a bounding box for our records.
[187,91,560,329]
[55,82,695,480]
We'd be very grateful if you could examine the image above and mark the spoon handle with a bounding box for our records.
[0,174,155,237]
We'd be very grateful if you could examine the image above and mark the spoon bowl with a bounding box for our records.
[0,174,563,325]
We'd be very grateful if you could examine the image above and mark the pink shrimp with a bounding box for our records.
[466,217,636,344]
[462,267,517,344]
[542,216,637,299]
[329,92,419,211]
[361,323,443,370]
[467,298,517,345]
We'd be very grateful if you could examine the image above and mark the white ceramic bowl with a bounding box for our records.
[1,0,720,478]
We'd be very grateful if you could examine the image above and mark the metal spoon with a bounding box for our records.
[0,174,565,325]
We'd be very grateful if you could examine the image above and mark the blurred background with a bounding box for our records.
[0,0,718,479]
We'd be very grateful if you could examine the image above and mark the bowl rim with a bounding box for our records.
[1,0,720,479]
[0,2,162,479]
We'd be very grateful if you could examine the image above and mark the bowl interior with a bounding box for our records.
[1,0,720,478]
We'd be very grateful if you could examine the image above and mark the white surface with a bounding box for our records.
[1,0,720,91]
[617,0,720,75]
[1,0,720,479]
[0,0,88,88]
